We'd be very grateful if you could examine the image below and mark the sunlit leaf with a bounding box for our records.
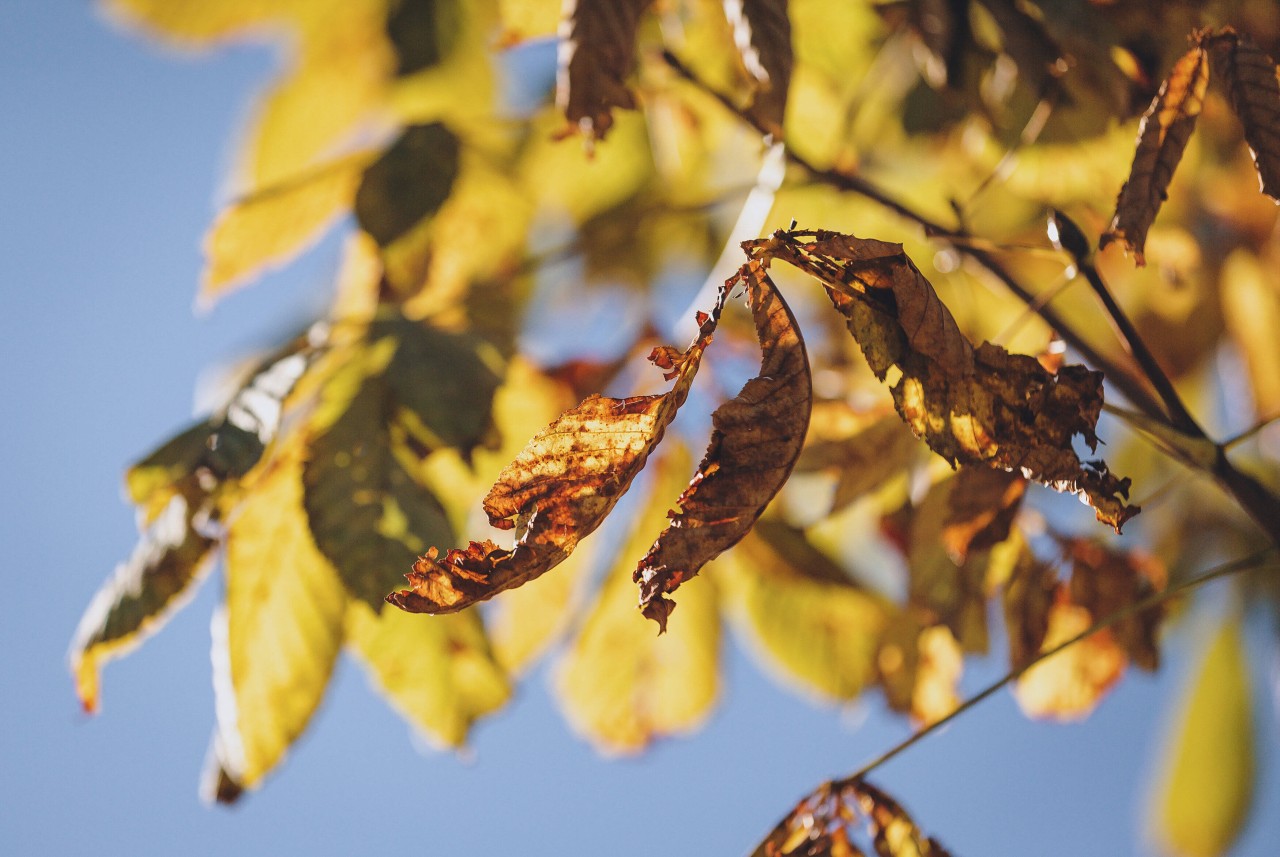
[558,447,721,753]
[354,123,460,246]
[1215,30,1280,200]
[796,404,921,513]
[1220,248,1280,418]
[213,439,349,794]
[124,419,223,525]
[497,0,560,44]
[876,611,963,726]
[1102,42,1210,264]
[721,520,888,701]
[202,153,370,303]
[940,466,1026,564]
[389,288,727,614]
[1001,540,1058,671]
[1151,616,1255,857]
[723,0,793,136]
[1014,591,1125,721]
[102,0,275,45]
[636,259,813,629]
[556,0,655,141]
[759,229,1139,532]
[346,601,510,748]
[1063,537,1166,671]
[69,495,217,713]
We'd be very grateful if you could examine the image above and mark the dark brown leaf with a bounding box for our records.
[1102,42,1210,264]
[1062,536,1166,671]
[388,292,726,614]
[555,0,655,142]
[941,466,1026,564]
[1001,541,1058,671]
[635,259,812,630]
[723,0,793,136]
[757,229,1139,532]
[1214,30,1280,200]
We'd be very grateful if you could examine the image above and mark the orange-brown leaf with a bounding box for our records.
[723,0,793,137]
[1102,43,1210,264]
[1215,31,1280,200]
[757,229,1138,532]
[1062,537,1166,671]
[1015,588,1126,720]
[555,0,655,142]
[388,293,726,614]
[1002,543,1059,672]
[941,466,1027,564]
[635,260,812,629]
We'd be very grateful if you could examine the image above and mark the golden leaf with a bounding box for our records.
[1014,592,1125,721]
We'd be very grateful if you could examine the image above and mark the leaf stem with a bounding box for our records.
[832,548,1277,787]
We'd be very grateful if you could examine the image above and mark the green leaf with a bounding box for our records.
[1151,615,1256,857]
[355,123,461,246]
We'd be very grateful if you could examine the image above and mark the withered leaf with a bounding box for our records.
[941,465,1026,564]
[556,0,655,141]
[723,0,793,137]
[1014,589,1126,721]
[751,778,954,857]
[1002,541,1059,671]
[388,292,726,614]
[758,229,1139,532]
[1062,537,1166,671]
[1102,42,1210,264]
[635,259,812,630]
[796,404,921,514]
[1214,30,1280,201]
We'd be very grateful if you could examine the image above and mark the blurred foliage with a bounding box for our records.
[74,1,1280,855]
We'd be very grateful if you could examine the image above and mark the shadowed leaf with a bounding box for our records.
[724,0,793,136]
[1151,616,1256,857]
[1103,42,1210,264]
[1062,537,1166,671]
[941,466,1026,564]
[1002,542,1059,671]
[355,123,461,246]
[555,0,655,141]
[389,289,727,614]
[796,404,921,513]
[636,259,812,629]
[760,229,1138,532]
[1216,31,1280,201]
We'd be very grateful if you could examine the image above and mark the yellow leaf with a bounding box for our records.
[213,438,349,789]
[345,602,510,748]
[201,153,370,303]
[496,0,560,44]
[1014,596,1125,721]
[102,0,278,46]
[557,448,721,753]
[1221,248,1280,418]
[1150,616,1255,857]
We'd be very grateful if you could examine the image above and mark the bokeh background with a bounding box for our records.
[2,2,1278,855]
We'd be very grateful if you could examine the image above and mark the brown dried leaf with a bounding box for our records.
[751,778,954,857]
[1102,43,1210,264]
[1014,589,1126,721]
[1215,30,1280,200]
[1002,542,1059,672]
[758,229,1138,532]
[723,0,793,136]
[1062,537,1166,671]
[796,404,922,513]
[635,260,812,630]
[556,0,655,142]
[388,293,727,615]
[941,466,1026,564]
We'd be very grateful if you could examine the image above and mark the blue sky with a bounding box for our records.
[1,3,1277,855]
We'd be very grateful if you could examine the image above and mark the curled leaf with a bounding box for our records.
[1215,31,1280,201]
[759,229,1138,532]
[556,0,655,141]
[1102,41,1210,264]
[389,292,727,614]
[635,259,812,630]
[724,0,793,136]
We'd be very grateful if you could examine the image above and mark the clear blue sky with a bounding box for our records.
[1,3,1276,855]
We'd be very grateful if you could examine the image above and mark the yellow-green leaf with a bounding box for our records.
[1150,616,1256,857]
[213,440,349,793]
[346,601,510,748]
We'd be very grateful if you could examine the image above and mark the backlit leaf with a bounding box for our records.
[555,0,655,141]
[213,439,349,793]
[940,466,1026,565]
[1002,541,1058,671]
[1014,590,1125,721]
[557,447,720,753]
[389,287,728,614]
[795,404,921,514]
[1151,617,1255,857]
[1102,42,1210,264]
[354,123,460,246]
[201,153,370,303]
[1063,537,1166,671]
[102,0,275,45]
[346,601,510,748]
[636,259,813,629]
[1216,30,1280,200]
[69,495,217,713]
[759,229,1139,532]
[1220,248,1280,418]
[876,611,963,726]
[723,0,793,136]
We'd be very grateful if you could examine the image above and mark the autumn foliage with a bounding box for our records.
[71,2,1280,856]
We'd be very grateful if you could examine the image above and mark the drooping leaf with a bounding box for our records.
[759,229,1139,532]
[941,466,1026,564]
[558,447,721,753]
[1220,248,1280,418]
[355,123,461,246]
[1002,541,1059,671]
[636,259,813,629]
[1062,537,1166,671]
[555,0,655,141]
[389,288,727,614]
[201,153,370,303]
[69,495,217,713]
[722,521,889,701]
[723,0,793,136]
[1102,42,1210,265]
[345,601,510,748]
[795,404,921,514]
[876,611,963,726]
[1014,589,1126,721]
[212,439,349,795]
[751,777,954,857]
[1151,616,1256,857]
[1215,30,1280,201]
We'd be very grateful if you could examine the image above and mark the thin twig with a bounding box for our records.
[1224,413,1280,449]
